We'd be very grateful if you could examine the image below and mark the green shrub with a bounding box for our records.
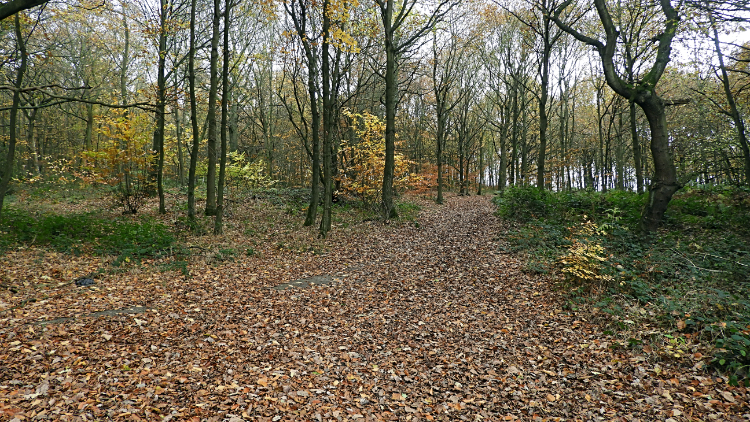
[494,186,555,222]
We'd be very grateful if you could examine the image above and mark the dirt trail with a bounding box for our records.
[1,195,747,421]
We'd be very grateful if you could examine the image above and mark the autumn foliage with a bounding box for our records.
[80,110,154,214]
[338,110,419,205]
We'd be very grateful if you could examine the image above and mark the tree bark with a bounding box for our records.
[205,0,221,216]
[0,15,27,217]
[187,0,200,220]
[640,96,680,232]
[630,101,643,193]
[215,0,231,235]
[319,0,333,238]
[381,4,398,218]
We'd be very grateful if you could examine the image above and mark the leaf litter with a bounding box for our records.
[1,195,748,421]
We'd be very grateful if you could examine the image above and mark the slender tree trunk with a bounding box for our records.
[510,79,519,186]
[175,72,184,186]
[25,108,38,175]
[630,101,643,193]
[205,0,221,216]
[0,15,26,217]
[477,133,483,195]
[187,0,200,220]
[616,107,624,190]
[596,81,605,191]
[537,47,550,190]
[85,103,94,152]
[382,30,398,218]
[710,14,750,185]
[215,0,231,235]
[154,0,168,214]
[319,0,333,237]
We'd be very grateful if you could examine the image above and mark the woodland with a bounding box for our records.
[1,0,750,420]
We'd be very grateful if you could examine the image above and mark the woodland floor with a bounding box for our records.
[1,195,748,421]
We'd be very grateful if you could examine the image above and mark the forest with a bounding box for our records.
[1,0,750,420]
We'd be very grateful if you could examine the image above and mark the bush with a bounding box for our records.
[493,186,555,222]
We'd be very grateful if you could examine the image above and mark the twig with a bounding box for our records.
[670,248,729,273]
[692,251,748,267]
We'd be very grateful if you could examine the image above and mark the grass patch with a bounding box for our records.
[0,208,176,260]
[494,185,750,384]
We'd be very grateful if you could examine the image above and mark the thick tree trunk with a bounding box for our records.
[639,97,680,232]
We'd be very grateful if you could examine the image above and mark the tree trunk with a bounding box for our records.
[154,0,168,214]
[319,0,333,238]
[381,19,398,219]
[187,0,200,220]
[639,97,680,232]
[205,0,221,216]
[537,46,550,190]
[85,103,94,152]
[710,14,750,185]
[175,73,184,186]
[0,15,26,217]
[215,0,231,235]
[616,107,624,190]
[25,108,38,175]
[630,101,643,193]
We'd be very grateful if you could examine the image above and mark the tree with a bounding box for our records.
[704,10,750,185]
[214,0,231,234]
[431,23,468,204]
[508,0,566,189]
[204,0,221,216]
[374,0,456,218]
[0,14,27,216]
[283,0,324,228]
[551,0,683,233]
[186,0,200,220]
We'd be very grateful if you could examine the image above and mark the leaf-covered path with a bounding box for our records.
[1,196,748,421]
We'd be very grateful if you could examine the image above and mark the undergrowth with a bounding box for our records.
[494,185,750,385]
[0,209,175,260]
